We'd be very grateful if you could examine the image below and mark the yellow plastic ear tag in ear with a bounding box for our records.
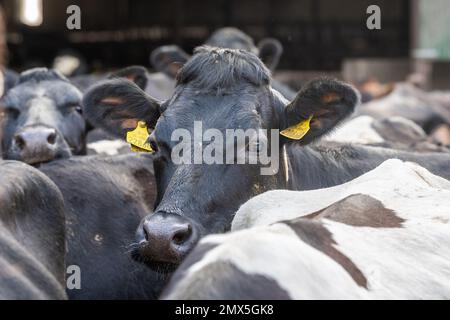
[126,121,154,153]
[280,115,313,140]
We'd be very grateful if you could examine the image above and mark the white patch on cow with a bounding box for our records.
[326,219,450,299]
[232,159,450,230]
[167,160,450,299]
[324,116,385,144]
[166,224,366,299]
[25,96,63,128]
[87,139,129,156]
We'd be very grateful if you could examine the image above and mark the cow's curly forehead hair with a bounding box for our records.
[17,68,69,85]
[176,46,270,94]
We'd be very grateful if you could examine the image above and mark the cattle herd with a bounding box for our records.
[1,27,450,300]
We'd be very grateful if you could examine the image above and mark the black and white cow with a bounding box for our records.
[324,115,450,152]
[39,153,166,299]
[0,160,67,299]
[356,83,450,136]
[1,68,86,165]
[162,159,450,299]
[82,46,450,271]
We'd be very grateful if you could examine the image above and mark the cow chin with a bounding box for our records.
[130,247,182,274]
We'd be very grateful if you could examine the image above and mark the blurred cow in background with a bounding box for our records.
[150,27,297,100]
[355,82,450,147]
[0,68,86,165]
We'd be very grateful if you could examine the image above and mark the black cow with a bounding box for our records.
[1,68,86,165]
[40,153,166,299]
[0,160,66,299]
[83,46,450,272]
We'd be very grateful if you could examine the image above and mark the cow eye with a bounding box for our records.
[71,105,82,114]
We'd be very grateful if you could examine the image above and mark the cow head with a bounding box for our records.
[0,68,85,165]
[151,27,284,79]
[83,46,358,272]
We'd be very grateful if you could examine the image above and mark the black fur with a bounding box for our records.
[18,68,69,85]
[108,65,148,91]
[162,261,291,300]
[82,78,160,137]
[258,38,283,71]
[40,153,167,299]
[0,160,66,299]
[282,77,360,145]
[176,46,271,94]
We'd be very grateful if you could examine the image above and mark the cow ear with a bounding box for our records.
[150,45,190,78]
[258,38,283,71]
[280,78,359,145]
[108,66,148,91]
[82,78,161,138]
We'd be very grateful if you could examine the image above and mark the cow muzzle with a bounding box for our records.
[12,125,70,165]
[134,212,199,271]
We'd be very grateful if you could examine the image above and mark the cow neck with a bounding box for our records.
[284,143,355,191]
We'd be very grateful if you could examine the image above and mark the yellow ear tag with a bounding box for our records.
[280,115,313,140]
[126,121,154,153]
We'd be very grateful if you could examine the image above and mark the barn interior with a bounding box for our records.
[1,0,447,90]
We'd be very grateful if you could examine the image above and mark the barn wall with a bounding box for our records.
[3,0,410,71]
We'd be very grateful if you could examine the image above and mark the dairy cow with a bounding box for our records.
[163,160,450,299]
[83,46,450,272]
[324,115,450,152]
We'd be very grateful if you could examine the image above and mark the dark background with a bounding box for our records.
[1,0,410,72]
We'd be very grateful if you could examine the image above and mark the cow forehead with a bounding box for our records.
[155,91,264,141]
[6,80,81,110]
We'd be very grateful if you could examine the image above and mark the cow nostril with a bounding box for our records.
[14,135,26,150]
[47,131,57,145]
[172,224,192,245]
